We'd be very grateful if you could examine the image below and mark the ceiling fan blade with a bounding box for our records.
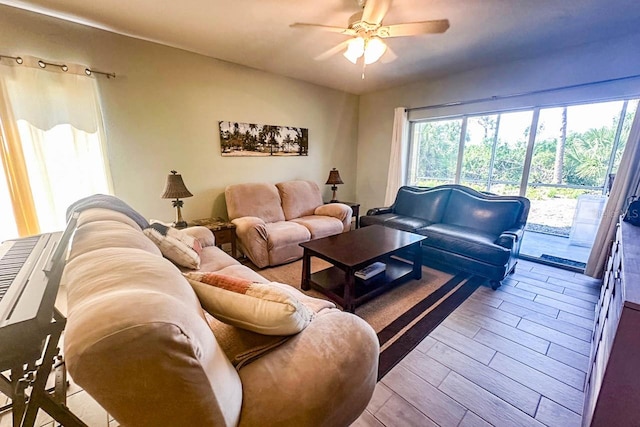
[380,19,450,37]
[290,23,356,35]
[361,0,391,25]
[380,45,397,63]
[314,40,351,61]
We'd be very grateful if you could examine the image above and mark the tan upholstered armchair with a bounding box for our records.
[225,180,352,268]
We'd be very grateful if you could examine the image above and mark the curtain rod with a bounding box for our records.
[0,54,115,79]
[407,73,640,113]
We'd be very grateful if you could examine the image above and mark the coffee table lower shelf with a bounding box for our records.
[307,257,415,311]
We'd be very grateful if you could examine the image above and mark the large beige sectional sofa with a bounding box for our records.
[62,204,378,426]
[225,180,352,268]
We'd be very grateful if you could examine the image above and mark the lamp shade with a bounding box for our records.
[325,168,344,185]
[343,37,365,64]
[364,37,387,65]
[161,170,193,199]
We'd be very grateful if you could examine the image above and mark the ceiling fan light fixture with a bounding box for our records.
[343,37,365,63]
[364,37,387,64]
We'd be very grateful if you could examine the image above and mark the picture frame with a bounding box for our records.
[219,121,309,157]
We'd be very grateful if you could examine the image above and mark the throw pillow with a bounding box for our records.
[144,223,202,269]
[183,271,314,336]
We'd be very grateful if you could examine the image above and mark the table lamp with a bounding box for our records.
[325,168,344,203]
[161,170,193,228]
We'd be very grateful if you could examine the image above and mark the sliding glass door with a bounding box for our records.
[458,112,532,196]
[408,98,639,269]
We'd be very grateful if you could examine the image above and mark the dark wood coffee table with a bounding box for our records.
[300,225,426,313]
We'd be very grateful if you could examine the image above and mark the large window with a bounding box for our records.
[409,99,638,197]
[17,121,111,232]
[457,112,532,196]
[408,118,462,186]
[408,98,639,264]
[0,60,112,239]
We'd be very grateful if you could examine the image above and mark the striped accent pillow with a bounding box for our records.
[144,223,202,269]
[183,271,314,336]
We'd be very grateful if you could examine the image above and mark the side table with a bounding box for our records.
[326,201,360,229]
[187,218,237,258]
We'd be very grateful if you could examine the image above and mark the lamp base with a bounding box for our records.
[173,199,187,229]
[329,199,339,203]
[331,186,339,203]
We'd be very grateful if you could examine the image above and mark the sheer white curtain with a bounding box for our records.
[18,122,110,232]
[585,108,640,278]
[0,56,112,232]
[384,107,408,206]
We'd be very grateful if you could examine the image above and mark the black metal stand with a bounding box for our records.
[0,308,87,427]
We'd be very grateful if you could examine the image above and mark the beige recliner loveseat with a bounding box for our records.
[225,180,352,268]
[61,198,378,427]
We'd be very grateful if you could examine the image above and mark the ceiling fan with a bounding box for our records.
[290,0,449,66]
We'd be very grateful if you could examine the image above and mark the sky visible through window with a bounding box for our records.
[469,101,631,144]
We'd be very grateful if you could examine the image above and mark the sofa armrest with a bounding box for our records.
[237,310,378,426]
[182,226,216,247]
[231,216,266,236]
[495,227,525,249]
[367,207,392,216]
[231,217,270,267]
[314,203,353,232]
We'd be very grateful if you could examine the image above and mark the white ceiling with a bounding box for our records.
[2,0,640,94]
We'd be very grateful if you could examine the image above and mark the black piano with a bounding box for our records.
[0,213,86,427]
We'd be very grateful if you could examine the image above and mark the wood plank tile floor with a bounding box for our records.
[353,259,599,427]
[1,259,598,427]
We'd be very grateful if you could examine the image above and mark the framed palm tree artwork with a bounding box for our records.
[219,121,309,157]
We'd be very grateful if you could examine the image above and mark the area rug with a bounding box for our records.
[251,257,484,380]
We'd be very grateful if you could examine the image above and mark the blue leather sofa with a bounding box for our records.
[361,185,530,289]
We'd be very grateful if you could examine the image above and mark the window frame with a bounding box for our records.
[407,97,638,197]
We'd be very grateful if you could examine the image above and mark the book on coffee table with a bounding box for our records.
[355,262,386,280]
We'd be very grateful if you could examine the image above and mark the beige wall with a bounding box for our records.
[0,5,359,221]
[357,32,640,214]
[5,4,640,223]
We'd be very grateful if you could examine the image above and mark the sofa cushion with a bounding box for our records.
[265,221,311,248]
[359,213,402,227]
[394,186,451,222]
[144,223,202,269]
[184,272,314,336]
[383,216,433,232]
[226,182,286,223]
[441,188,523,235]
[276,180,323,220]
[419,223,511,265]
[190,246,240,273]
[291,215,344,239]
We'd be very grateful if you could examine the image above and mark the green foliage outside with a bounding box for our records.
[413,119,461,183]
[412,105,636,201]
